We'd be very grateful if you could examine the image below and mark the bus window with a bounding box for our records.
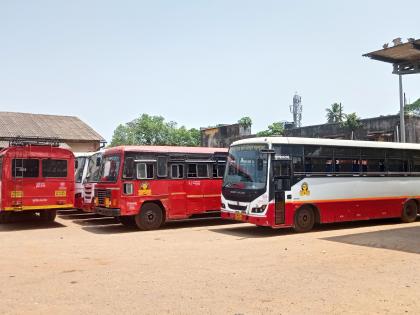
[412,159,420,172]
[304,146,333,158]
[12,159,39,178]
[42,159,67,178]
[137,163,154,179]
[366,159,385,172]
[292,156,303,173]
[123,157,135,179]
[75,157,86,183]
[157,157,168,177]
[187,164,197,178]
[213,163,225,178]
[188,164,209,178]
[388,159,404,172]
[335,159,360,173]
[306,158,329,173]
[197,164,208,178]
[171,164,184,179]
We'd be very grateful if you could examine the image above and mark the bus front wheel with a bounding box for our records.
[401,200,418,223]
[135,203,163,231]
[293,206,315,233]
[39,210,57,223]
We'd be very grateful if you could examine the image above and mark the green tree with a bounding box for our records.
[342,112,362,139]
[238,116,252,129]
[326,102,344,123]
[405,98,420,115]
[256,122,284,137]
[110,114,200,147]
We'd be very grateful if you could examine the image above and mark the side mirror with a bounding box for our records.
[75,160,79,169]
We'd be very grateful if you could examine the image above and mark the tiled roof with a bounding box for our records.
[0,112,105,142]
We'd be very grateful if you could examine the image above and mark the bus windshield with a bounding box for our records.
[86,153,102,183]
[75,157,87,183]
[99,155,121,183]
[223,144,268,190]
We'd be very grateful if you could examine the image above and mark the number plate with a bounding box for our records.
[234,211,243,221]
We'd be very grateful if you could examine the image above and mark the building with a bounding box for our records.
[284,114,420,143]
[201,123,251,148]
[0,112,105,152]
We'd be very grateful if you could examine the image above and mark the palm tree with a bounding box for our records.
[325,103,344,123]
[342,112,362,140]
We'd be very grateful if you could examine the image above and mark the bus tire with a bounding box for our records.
[39,210,57,223]
[119,216,136,227]
[135,203,163,231]
[401,200,418,223]
[293,206,315,233]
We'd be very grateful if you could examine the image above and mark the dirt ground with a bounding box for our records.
[1,211,420,315]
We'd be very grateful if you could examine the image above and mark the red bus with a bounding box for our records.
[222,137,420,232]
[94,146,227,230]
[0,138,75,223]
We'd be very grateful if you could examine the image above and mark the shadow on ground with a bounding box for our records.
[80,217,235,235]
[0,212,66,232]
[210,218,407,239]
[322,224,420,254]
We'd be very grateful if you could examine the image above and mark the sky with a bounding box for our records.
[0,0,419,143]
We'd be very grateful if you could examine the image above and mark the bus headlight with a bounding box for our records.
[251,204,267,213]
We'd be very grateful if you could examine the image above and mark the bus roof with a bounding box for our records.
[0,145,74,158]
[232,137,420,151]
[104,145,228,155]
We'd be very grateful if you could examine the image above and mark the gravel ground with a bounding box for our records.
[1,210,420,314]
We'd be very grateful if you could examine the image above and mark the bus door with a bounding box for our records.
[165,163,187,218]
[272,159,292,225]
[11,148,27,210]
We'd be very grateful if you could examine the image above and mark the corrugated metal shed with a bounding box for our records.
[363,39,420,64]
[0,112,105,142]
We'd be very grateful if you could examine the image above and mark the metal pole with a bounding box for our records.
[399,74,406,143]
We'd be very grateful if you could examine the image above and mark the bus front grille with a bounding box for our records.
[228,204,247,211]
[95,189,109,205]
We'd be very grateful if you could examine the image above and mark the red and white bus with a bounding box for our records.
[0,138,75,223]
[94,146,228,230]
[74,152,92,210]
[81,151,103,212]
[221,137,420,232]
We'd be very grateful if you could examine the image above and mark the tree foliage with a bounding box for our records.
[342,112,362,132]
[110,114,200,147]
[238,116,252,129]
[256,122,284,137]
[404,98,420,115]
[325,102,344,123]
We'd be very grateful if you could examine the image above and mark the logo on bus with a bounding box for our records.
[299,182,310,196]
[138,182,152,196]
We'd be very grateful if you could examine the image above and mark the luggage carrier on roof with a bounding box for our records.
[0,136,61,147]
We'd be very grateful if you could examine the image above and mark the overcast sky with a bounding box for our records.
[0,0,419,142]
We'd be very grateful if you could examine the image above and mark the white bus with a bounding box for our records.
[82,151,103,212]
[221,137,420,232]
[74,152,93,210]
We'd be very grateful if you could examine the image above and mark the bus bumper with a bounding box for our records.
[95,207,121,217]
[221,210,272,226]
